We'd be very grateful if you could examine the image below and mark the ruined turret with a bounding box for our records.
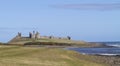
[16,32,21,39]
[31,31,35,39]
[35,32,40,39]
[29,32,32,38]
[67,36,71,40]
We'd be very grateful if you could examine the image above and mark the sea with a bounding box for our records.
[68,42,120,56]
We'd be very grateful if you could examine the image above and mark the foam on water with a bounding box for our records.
[107,44,120,47]
[98,53,119,56]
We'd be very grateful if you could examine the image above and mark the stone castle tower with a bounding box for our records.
[29,31,40,39]
[16,32,21,39]
[35,31,40,39]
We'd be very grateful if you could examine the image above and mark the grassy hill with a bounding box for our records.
[8,37,104,48]
[8,38,87,45]
[0,46,107,66]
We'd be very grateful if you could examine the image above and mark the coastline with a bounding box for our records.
[66,47,120,66]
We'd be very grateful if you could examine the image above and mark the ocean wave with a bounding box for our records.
[81,53,120,56]
[98,53,119,56]
[107,44,120,47]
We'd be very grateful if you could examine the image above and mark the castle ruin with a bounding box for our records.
[15,31,71,40]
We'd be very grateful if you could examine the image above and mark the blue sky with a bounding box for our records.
[0,0,120,42]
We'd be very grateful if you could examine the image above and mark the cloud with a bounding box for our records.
[54,3,120,11]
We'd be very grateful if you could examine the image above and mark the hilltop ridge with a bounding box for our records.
[8,31,104,47]
[8,31,87,46]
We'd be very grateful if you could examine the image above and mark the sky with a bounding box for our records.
[0,0,120,42]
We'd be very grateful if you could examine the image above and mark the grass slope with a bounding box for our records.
[9,38,85,44]
[9,38,88,46]
[0,46,106,66]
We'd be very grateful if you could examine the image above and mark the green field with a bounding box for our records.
[0,45,107,66]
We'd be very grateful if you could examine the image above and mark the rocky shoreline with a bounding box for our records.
[65,43,120,66]
[72,51,120,66]
[92,55,120,66]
